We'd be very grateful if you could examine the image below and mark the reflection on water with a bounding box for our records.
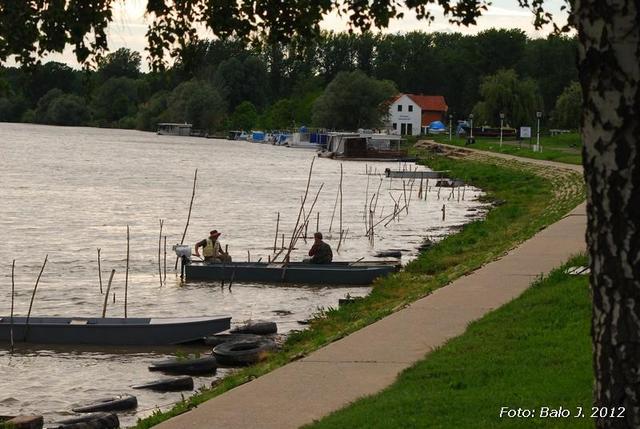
[0,123,488,426]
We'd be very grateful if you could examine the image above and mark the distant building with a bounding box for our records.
[386,94,448,136]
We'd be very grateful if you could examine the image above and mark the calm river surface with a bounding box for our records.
[0,123,487,427]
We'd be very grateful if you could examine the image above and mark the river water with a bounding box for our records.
[0,123,487,427]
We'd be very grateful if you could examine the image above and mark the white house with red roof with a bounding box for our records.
[386,94,448,136]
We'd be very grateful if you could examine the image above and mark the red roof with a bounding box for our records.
[406,94,448,112]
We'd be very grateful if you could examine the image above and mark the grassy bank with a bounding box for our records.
[429,132,583,165]
[305,255,592,429]
[134,145,585,429]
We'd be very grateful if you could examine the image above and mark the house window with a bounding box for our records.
[397,105,402,112]
[393,123,397,130]
[408,105,413,112]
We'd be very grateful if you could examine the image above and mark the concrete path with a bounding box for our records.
[156,147,586,429]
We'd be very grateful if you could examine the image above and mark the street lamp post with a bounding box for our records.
[536,111,542,152]
[499,112,505,150]
[469,113,474,142]
[449,114,453,142]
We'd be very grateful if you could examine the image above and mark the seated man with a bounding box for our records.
[194,229,230,263]
[306,232,333,264]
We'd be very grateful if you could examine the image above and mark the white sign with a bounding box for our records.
[520,127,532,138]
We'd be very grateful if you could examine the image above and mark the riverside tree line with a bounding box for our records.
[0,29,579,132]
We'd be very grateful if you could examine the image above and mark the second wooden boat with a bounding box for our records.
[0,316,231,346]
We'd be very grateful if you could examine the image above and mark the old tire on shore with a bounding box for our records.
[230,321,277,335]
[132,376,194,392]
[148,356,217,375]
[71,395,137,413]
[213,338,277,366]
[53,412,119,429]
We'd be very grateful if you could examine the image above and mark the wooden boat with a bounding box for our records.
[384,168,447,179]
[183,261,400,285]
[0,316,231,346]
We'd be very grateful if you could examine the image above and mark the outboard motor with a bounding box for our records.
[173,244,192,280]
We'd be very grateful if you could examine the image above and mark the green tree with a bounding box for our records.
[21,62,83,105]
[214,56,269,110]
[552,81,581,130]
[91,77,140,123]
[96,48,142,81]
[230,101,258,130]
[35,88,64,123]
[136,90,170,131]
[46,94,90,125]
[164,80,226,130]
[516,35,578,114]
[312,71,397,129]
[471,69,543,128]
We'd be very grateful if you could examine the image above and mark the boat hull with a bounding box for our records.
[0,316,231,346]
[184,262,398,285]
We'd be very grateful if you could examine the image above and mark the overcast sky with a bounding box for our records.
[21,0,570,70]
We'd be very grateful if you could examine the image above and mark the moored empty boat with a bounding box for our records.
[384,168,448,179]
[0,316,231,346]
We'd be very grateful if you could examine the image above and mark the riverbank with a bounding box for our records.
[134,142,585,428]
[305,255,592,428]
[429,132,582,165]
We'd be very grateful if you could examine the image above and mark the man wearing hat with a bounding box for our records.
[194,230,229,263]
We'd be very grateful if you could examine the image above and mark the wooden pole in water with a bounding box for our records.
[24,254,48,341]
[158,219,164,287]
[316,212,319,233]
[97,248,103,294]
[339,163,343,242]
[281,233,284,249]
[442,204,446,221]
[329,175,340,233]
[288,183,324,259]
[273,212,280,253]
[425,179,429,201]
[283,158,315,263]
[102,269,116,318]
[163,235,167,283]
[402,180,408,214]
[175,169,198,269]
[125,225,129,318]
[304,220,308,242]
[372,178,383,215]
[247,250,251,262]
[10,259,15,352]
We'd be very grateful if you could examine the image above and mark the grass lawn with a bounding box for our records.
[304,255,592,429]
[134,146,585,429]
[429,133,583,165]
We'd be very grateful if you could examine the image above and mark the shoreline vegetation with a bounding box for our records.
[133,143,585,429]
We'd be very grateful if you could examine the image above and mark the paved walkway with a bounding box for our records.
[157,146,586,429]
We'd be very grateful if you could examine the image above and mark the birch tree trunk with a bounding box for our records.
[575,0,640,427]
